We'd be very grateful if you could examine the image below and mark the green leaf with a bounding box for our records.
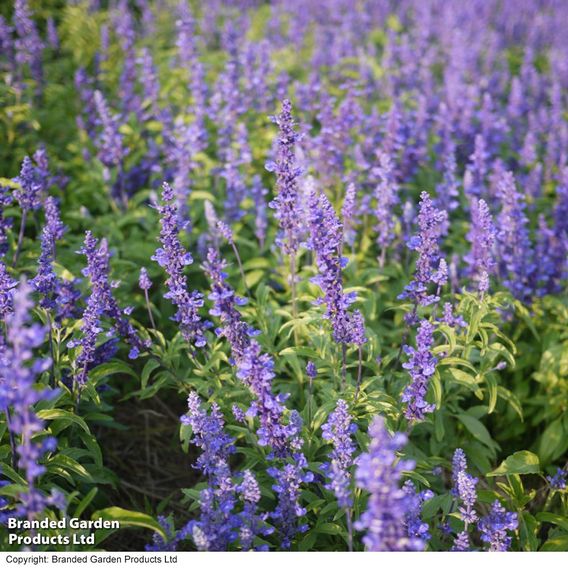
[446,368,482,395]
[74,488,98,519]
[484,373,498,414]
[538,419,566,464]
[47,454,94,483]
[496,386,524,421]
[488,451,540,477]
[541,535,568,551]
[141,359,160,389]
[519,512,539,551]
[536,513,568,532]
[92,507,167,540]
[37,409,91,434]
[457,414,497,450]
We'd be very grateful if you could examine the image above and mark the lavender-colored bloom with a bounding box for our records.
[53,279,81,322]
[204,250,311,546]
[74,68,98,140]
[236,342,292,457]
[203,248,256,361]
[31,197,75,318]
[306,190,358,345]
[114,3,139,117]
[267,459,312,550]
[166,117,201,224]
[138,48,161,119]
[464,134,488,200]
[44,196,65,241]
[306,361,317,379]
[217,220,234,244]
[182,392,235,478]
[46,17,59,50]
[152,183,207,348]
[13,156,44,212]
[93,90,126,173]
[455,471,478,525]
[250,175,268,248]
[453,530,470,551]
[349,309,367,347]
[342,182,358,248]
[354,415,424,551]
[32,228,57,311]
[321,399,357,509]
[402,481,434,544]
[0,280,61,520]
[478,500,518,552]
[180,392,239,551]
[547,468,567,490]
[496,171,535,302]
[399,192,448,308]
[139,267,152,291]
[402,320,437,422]
[13,0,44,87]
[221,123,250,222]
[451,448,467,492]
[373,150,399,261]
[232,404,246,424]
[238,469,270,550]
[70,232,147,384]
[451,448,478,551]
[440,303,467,330]
[466,198,496,295]
[266,99,303,256]
[0,16,15,74]
[145,516,177,552]
[0,186,13,257]
[0,261,17,319]
[435,150,460,217]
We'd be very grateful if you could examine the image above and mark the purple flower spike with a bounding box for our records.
[139,267,152,291]
[321,399,357,510]
[0,279,63,520]
[267,99,303,256]
[466,198,496,295]
[306,190,362,345]
[180,392,239,551]
[354,415,424,551]
[399,192,448,308]
[478,500,518,552]
[152,183,207,348]
[401,320,437,422]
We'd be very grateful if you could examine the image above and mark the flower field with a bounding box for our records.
[1,0,568,553]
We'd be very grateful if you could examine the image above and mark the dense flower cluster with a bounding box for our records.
[306,190,363,345]
[152,183,207,348]
[321,399,357,510]
[69,232,148,384]
[401,320,438,422]
[0,280,62,520]
[399,192,448,309]
[354,416,425,551]
[451,448,478,551]
[478,501,518,552]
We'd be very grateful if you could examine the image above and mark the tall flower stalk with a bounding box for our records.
[152,182,207,349]
[0,279,64,520]
[306,190,366,389]
[266,99,303,320]
[354,415,425,551]
[321,400,357,550]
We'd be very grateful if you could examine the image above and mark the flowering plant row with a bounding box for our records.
[0,0,567,552]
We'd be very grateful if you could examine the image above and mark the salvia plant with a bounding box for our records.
[0,0,566,554]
